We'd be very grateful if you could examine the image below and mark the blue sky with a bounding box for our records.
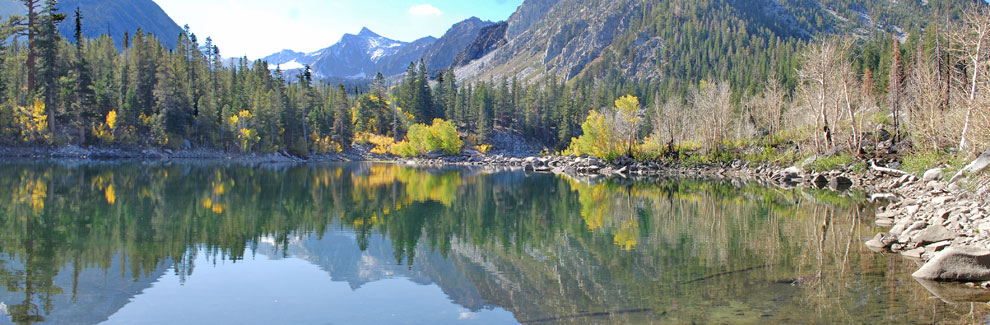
[153,0,524,59]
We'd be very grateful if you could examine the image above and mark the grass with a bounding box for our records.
[803,153,856,172]
[741,146,798,166]
[901,151,966,176]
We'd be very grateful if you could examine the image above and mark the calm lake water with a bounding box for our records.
[0,161,987,324]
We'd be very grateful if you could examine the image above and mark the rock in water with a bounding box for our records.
[812,174,828,188]
[865,232,895,251]
[923,168,943,182]
[913,246,990,281]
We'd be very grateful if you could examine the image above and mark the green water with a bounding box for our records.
[0,161,985,324]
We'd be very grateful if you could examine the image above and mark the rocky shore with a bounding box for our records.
[405,152,990,289]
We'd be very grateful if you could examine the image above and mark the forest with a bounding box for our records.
[0,0,987,170]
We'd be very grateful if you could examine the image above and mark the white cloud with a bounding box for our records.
[408,4,443,16]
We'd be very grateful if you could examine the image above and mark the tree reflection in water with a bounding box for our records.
[0,162,985,324]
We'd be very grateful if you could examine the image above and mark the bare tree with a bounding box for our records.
[951,4,990,153]
[909,42,951,152]
[838,61,863,155]
[691,80,732,152]
[798,39,840,153]
[889,39,904,143]
[652,93,685,152]
[746,76,786,144]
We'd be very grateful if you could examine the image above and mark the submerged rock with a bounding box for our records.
[913,246,990,282]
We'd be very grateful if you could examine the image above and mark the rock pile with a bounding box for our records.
[863,169,990,263]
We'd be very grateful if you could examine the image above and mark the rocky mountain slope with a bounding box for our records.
[0,0,184,49]
[452,0,978,83]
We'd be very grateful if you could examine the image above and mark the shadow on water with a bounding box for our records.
[0,161,987,323]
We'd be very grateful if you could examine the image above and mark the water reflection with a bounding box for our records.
[0,162,986,324]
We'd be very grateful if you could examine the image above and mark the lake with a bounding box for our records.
[0,161,985,324]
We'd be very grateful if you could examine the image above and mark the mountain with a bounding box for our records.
[418,17,495,73]
[452,21,507,67]
[262,17,494,80]
[0,0,184,49]
[263,27,431,79]
[452,0,979,84]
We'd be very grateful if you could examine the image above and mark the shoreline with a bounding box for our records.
[5,145,990,287]
[403,153,990,287]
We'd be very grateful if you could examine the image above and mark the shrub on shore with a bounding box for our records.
[392,119,463,157]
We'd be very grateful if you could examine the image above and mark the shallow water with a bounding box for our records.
[0,162,986,324]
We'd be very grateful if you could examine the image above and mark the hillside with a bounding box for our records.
[453,0,978,90]
[0,0,184,48]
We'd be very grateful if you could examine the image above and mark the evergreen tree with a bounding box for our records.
[70,7,95,142]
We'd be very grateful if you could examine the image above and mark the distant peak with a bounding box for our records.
[358,27,378,37]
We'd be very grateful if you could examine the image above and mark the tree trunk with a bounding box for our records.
[843,82,859,155]
[25,0,37,95]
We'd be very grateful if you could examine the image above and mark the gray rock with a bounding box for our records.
[913,246,990,281]
[912,225,956,244]
[901,247,926,259]
[875,218,894,227]
[933,196,953,205]
[865,232,896,251]
[924,168,943,182]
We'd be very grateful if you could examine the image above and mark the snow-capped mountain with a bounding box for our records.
[264,27,432,80]
[263,18,493,80]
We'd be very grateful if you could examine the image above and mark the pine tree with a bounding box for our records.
[332,84,353,147]
[444,68,457,120]
[36,0,64,133]
[71,7,96,143]
[414,59,434,123]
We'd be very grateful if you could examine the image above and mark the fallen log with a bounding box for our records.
[870,162,910,176]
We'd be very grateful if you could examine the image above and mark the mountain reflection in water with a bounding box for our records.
[0,162,986,324]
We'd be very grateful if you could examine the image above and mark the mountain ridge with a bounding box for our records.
[0,0,184,49]
[260,17,494,80]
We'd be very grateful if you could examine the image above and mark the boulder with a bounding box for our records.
[913,246,990,281]
[829,176,853,191]
[911,225,956,244]
[812,174,829,188]
[782,166,802,177]
[923,168,943,182]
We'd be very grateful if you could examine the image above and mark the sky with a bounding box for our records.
[152,0,524,60]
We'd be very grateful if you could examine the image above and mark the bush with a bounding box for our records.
[392,119,464,157]
[567,96,642,162]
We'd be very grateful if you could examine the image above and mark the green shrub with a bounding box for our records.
[392,119,464,157]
